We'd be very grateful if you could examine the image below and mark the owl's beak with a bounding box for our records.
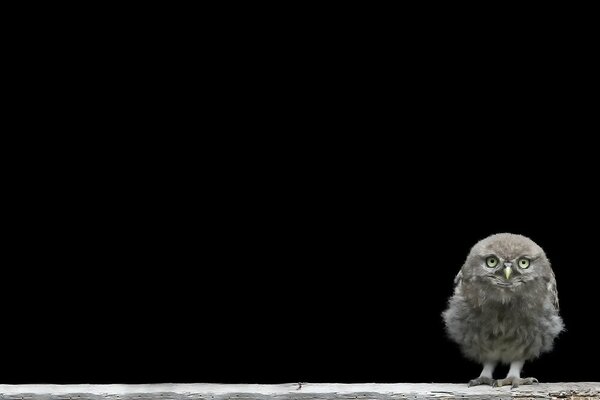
[504,266,512,280]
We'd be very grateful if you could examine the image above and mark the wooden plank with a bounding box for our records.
[0,383,599,400]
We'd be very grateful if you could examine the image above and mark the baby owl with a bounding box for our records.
[442,233,564,388]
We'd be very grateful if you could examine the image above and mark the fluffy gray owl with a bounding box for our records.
[442,233,564,388]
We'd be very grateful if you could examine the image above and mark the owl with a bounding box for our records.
[442,233,564,388]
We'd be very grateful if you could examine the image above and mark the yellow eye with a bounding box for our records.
[519,258,530,269]
[486,256,499,268]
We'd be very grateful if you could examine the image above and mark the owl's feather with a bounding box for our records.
[548,270,560,311]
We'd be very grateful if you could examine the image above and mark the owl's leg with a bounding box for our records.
[493,361,538,389]
[468,361,497,387]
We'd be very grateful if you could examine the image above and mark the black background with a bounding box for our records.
[4,4,598,385]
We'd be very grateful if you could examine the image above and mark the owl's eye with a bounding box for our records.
[518,258,530,269]
[485,256,499,268]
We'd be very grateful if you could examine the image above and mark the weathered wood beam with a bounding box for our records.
[0,383,598,400]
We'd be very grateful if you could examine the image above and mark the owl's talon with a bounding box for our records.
[494,377,538,389]
[468,376,494,387]
[515,377,539,388]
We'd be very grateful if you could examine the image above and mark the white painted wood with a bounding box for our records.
[0,382,598,399]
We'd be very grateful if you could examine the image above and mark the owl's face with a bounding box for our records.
[463,233,551,292]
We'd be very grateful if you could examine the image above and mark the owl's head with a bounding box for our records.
[462,233,552,294]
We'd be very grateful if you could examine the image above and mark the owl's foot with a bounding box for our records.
[468,376,495,387]
[493,377,538,389]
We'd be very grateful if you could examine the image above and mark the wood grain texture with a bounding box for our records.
[1,383,599,400]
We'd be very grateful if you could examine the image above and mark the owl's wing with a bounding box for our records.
[453,270,463,286]
[548,270,560,311]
